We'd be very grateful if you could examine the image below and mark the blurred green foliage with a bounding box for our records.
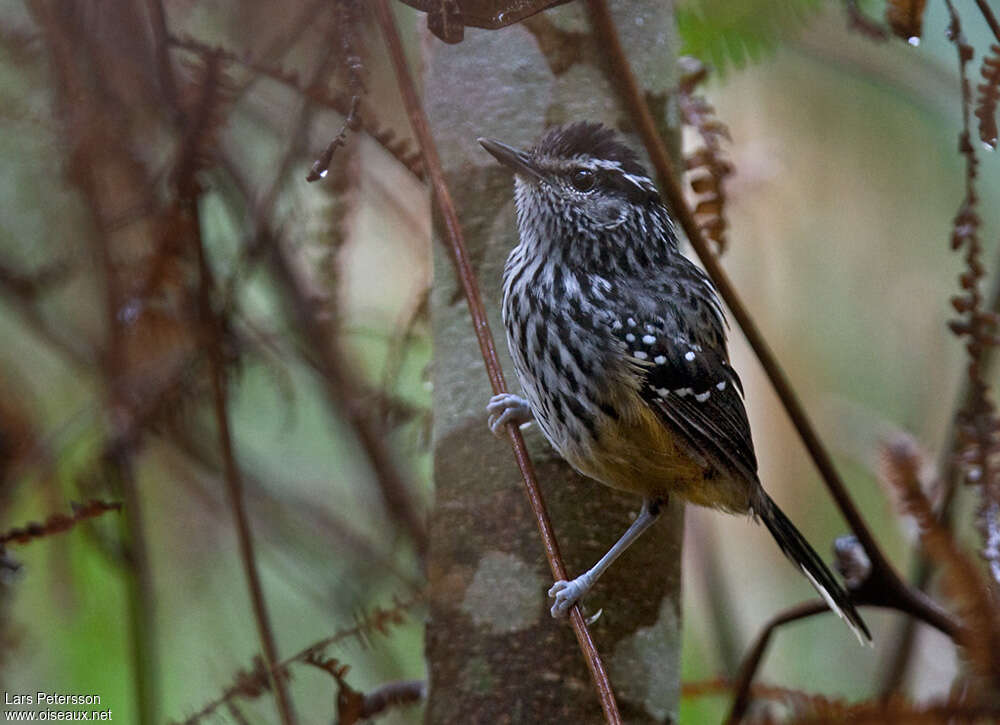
[677,0,823,73]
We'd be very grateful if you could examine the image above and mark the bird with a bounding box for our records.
[478,121,870,644]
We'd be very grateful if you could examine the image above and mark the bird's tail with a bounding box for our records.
[757,492,872,645]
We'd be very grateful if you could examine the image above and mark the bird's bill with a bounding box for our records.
[478,138,545,182]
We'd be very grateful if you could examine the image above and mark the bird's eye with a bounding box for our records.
[571,168,596,192]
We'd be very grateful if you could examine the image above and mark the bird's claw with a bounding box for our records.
[547,575,592,618]
[486,393,533,439]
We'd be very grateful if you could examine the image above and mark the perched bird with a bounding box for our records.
[479,122,870,643]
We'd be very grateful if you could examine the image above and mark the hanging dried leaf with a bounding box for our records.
[975,45,1000,150]
[886,0,927,44]
[396,0,574,42]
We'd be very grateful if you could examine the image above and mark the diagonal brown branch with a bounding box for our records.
[976,0,1000,45]
[372,1,621,722]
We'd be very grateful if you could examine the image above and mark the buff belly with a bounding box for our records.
[558,398,752,515]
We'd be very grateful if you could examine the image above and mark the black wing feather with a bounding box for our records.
[639,342,758,483]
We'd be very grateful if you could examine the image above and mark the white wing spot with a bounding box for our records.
[627,317,637,327]
[716,381,727,391]
[612,320,623,330]
[625,333,636,342]
[694,391,711,402]
[654,355,666,365]
[656,387,669,397]
[642,334,656,345]
[675,387,692,397]
[684,351,695,362]
[634,351,648,360]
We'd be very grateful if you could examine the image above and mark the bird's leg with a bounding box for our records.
[548,497,664,618]
[486,393,533,438]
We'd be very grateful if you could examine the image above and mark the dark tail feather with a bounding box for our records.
[758,493,872,645]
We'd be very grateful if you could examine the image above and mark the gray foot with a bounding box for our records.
[486,393,532,438]
[547,573,594,618]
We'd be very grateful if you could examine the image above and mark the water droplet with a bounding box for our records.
[118,298,142,325]
[908,36,920,47]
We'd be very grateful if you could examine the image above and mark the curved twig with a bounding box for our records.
[726,589,957,724]
[372,1,622,723]
[726,600,828,724]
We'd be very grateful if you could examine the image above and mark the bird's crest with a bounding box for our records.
[533,122,647,177]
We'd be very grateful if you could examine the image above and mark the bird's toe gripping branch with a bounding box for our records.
[486,393,533,438]
[548,574,595,618]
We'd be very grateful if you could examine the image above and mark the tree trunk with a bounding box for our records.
[424,3,683,722]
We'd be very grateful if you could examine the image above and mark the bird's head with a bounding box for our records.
[479,122,664,230]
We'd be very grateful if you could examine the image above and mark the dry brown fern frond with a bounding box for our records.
[174,656,273,725]
[880,437,1000,689]
[0,499,122,547]
[678,56,733,255]
[782,695,1000,724]
[304,654,423,725]
[739,679,1000,723]
[944,1,1000,589]
[179,594,421,724]
[975,45,1000,150]
[693,670,1000,723]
